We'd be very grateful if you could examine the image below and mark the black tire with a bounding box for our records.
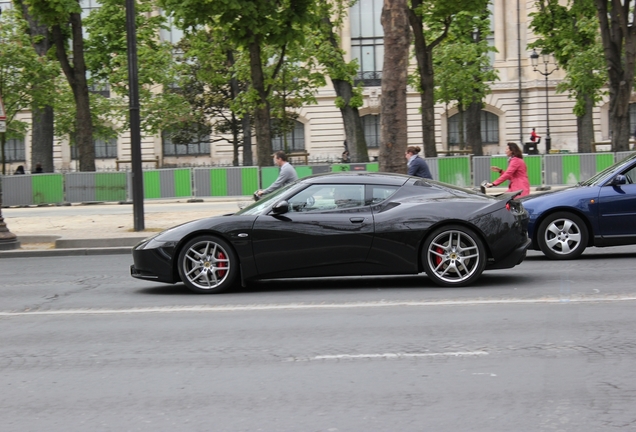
[422,225,487,287]
[536,212,588,260]
[177,235,238,294]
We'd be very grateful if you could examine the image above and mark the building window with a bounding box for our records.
[350,0,383,86]
[162,130,210,156]
[71,138,117,159]
[448,111,499,145]
[362,115,381,148]
[0,138,26,162]
[272,120,305,152]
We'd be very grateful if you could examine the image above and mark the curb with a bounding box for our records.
[0,247,133,259]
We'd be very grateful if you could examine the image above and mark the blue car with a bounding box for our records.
[521,152,636,259]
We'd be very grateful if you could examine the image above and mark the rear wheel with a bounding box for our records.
[536,212,588,260]
[422,225,486,287]
[177,235,238,294]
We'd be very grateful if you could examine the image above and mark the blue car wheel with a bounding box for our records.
[536,212,588,260]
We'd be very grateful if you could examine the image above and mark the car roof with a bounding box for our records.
[299,171,412,186]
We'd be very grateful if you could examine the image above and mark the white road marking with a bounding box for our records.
[313,352,488,360]
[2,295,636,317]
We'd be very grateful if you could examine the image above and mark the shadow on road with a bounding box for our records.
[135,272,522,296]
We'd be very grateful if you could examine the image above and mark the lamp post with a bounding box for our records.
[530,49,558,154]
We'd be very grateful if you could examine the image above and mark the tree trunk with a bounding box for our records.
[242,115,253,166]
[331,79,368,163]
[577,95,594,154]
[248,40,273,167]
[30,106,54,173]
[466,101,483,156]
[52,14,95,172]
[380,0,410,174]
[408,0,437,158]
[18,0,55,173]
[321,17,368,163]
[595,0,636,152]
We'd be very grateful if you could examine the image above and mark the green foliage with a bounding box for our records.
[0,7,58,139]
[82,0,184,135]
[529,0,606,117]
[433,9,498,109]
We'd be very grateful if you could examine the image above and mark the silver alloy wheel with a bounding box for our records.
[426,229,482,284]
[542,217,583,256]
[182,240,231,290]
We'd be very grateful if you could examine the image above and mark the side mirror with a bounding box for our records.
[271,200,289,215]
[611,174,628,186]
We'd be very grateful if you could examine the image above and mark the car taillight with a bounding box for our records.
[506,203,511,211]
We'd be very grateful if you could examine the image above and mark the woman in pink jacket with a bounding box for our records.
[486,142,530,197]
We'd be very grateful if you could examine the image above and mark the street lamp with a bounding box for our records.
[530,49,558,153]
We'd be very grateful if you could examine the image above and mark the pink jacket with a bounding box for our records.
[493,157,530,197]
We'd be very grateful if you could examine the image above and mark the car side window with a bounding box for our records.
[369,186,398,205]
[622,165,636,184]
[287,184,366,212]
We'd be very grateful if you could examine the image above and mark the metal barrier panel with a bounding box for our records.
[616,151,635,163]
[330,162,378,172]
[1,175,33,206]
[65,172,96,202]
[311,165,330,175]
[423,158,439,180]
[471,156,492,186]
[544,154,563,185]
[295,166,313,178]
[595,153,615,173]
[64,172,127,203]
[240,167,259,195]
[438,156,471,186]
[193,167,259,197]
[525,155,543,186]
[143,171,161,199]
[260,167,279,190]
[32,174,64,204]
[95,172,127,202]
[173,169,192,197]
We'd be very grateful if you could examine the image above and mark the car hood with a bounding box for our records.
[142,213,258,243]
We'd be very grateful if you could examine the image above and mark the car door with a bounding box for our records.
[597,163,636,238]
[251,184,374,277]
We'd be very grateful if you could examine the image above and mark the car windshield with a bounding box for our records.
[235,182,297,216]
[579,152,636,186]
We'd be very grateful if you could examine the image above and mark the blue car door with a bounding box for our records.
[597,165,636,238]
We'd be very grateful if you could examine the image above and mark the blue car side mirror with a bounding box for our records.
[611,174,628,186]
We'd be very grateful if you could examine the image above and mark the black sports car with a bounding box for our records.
[131,172,530,293]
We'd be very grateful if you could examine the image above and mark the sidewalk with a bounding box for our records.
[0,197,250,258]
[0,185,559,258]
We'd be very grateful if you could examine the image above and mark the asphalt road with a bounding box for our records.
[1,248,635,431]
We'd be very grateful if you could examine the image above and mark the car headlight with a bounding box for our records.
[136,236,178,250]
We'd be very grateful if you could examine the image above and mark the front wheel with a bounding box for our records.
[422,225,486,287]
[536,212,588,260]
[177,235,238,294]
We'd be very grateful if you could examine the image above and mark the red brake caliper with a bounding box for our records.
[217,251,227,277]
[434,247,444,266]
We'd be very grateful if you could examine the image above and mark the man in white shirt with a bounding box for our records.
[256,151,299,197]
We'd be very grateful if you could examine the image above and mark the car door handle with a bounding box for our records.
[349,217,365,223]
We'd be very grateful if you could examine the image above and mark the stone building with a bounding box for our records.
[1,0,633,173]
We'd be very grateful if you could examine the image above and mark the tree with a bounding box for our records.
[0,7,57,175]
[82,0,189,137]
[312,0,368,163]
[380,0,411,173]
[594,0,636,152]
[160,0,319,167]
[531,0,606,154]
[434,10,497,155]
[15,0,57,173]
[24,0,96,171]
[408,0,490,157]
